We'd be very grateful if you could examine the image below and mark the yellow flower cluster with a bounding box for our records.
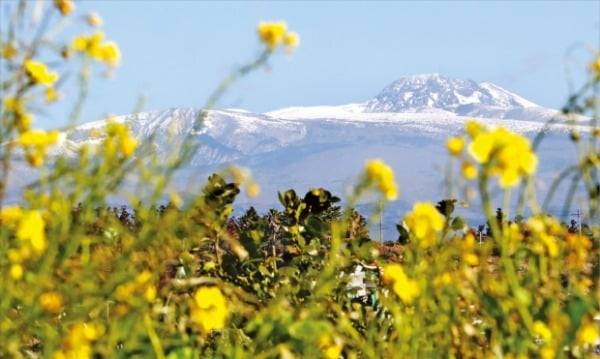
[72,32,121,66]
[39,291,64,314]
[381,264,420,304]
[25,60,59,87]
[4,97,32,133]
[525,216,561,258]
[257,21,300,52]
[446,136,465,156]
[465,121,538,188]
[53,323,104,359]
[115,270,157,303]
[364,159,398,200]
[54,0,75,16]
[318,334,344,359]
[1,206,47,279]
[1,41,17,59]
[403,202,444,248]
[104,121,138,159]
[190,286,229,335]
[18,129,60,167]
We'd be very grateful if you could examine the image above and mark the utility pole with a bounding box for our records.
[379,209,383,243]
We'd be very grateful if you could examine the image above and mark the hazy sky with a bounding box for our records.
[2,1,599,129]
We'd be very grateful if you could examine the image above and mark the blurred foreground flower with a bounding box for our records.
[258,21,300,52]
[190,286,228,335]
[404,202,444,247]
[381,263,420,304]
[18,129,59,167]
[72,32,121,66]
[25,60,59,87]
[466,121,537,187]
[54,0,74,16]
[364,159,398,200]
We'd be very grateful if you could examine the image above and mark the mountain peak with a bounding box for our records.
[364,73,538,116]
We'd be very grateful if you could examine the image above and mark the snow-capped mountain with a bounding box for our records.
[365,73,557,121]
[6,74,593,237]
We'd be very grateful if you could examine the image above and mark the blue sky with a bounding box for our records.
[2,1,599,129]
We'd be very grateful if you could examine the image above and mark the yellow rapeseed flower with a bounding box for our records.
[39,291,64,313]
[16,210,46,253]
[257,21,287,49]
[590,55,600,74]
[462,161,477,179]
[10,264,24,279]
[247,183,260,198]
[86,13,103,27]
[576,318,599,345]
[446,136,465,156]
[404,202,444,248]
[97,42,121,66]
[365,159,398,200]
[283,32,300,52]
[190,286,228,335]
[533,321,552,343]
[54,0,74,15]
[466,122,537,188]
[24,60,59,87]
[18,129,59,147]
[1,42,17,59]
[72,32,120,66]
[381,264,420,304]
[45,88,59,103]
[0,205,24,225]
[118,134,138,158]
[318,335,343,359]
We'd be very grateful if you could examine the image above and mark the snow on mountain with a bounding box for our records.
[364,73,561,121]
[5,74,593,237]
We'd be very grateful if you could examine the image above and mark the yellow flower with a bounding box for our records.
[404,202,444,248]
[318,335,343,359]
[190,286,228,335]
[55,323,104,359]
[72,32,120,66]
[576,318,599,345]
[381,264,420,304]
[465,120,484,138]
[462,252,479,266]
[446,136,465,156]
[283,32,300,52]
[16,210,47,253]
[73,32,104,52]
[533,321,552,343]
[97,42,121,66]
[0,205,24,225]
[462,161,477,179]
[247,183,260,197]
[258,21,287,49]
[86,13,103,27]
[4,98,34,133]
[365,159,398,200]
[18,129,59,147]
[39,291,64,313]
[24,60,59,87]
[590,55,600,74]
[1,42,17,59]
[45,88,59,103]
[54,0,74,15]
[118,134,137,158]
[466,122,537,188]
[10,264,23,279]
